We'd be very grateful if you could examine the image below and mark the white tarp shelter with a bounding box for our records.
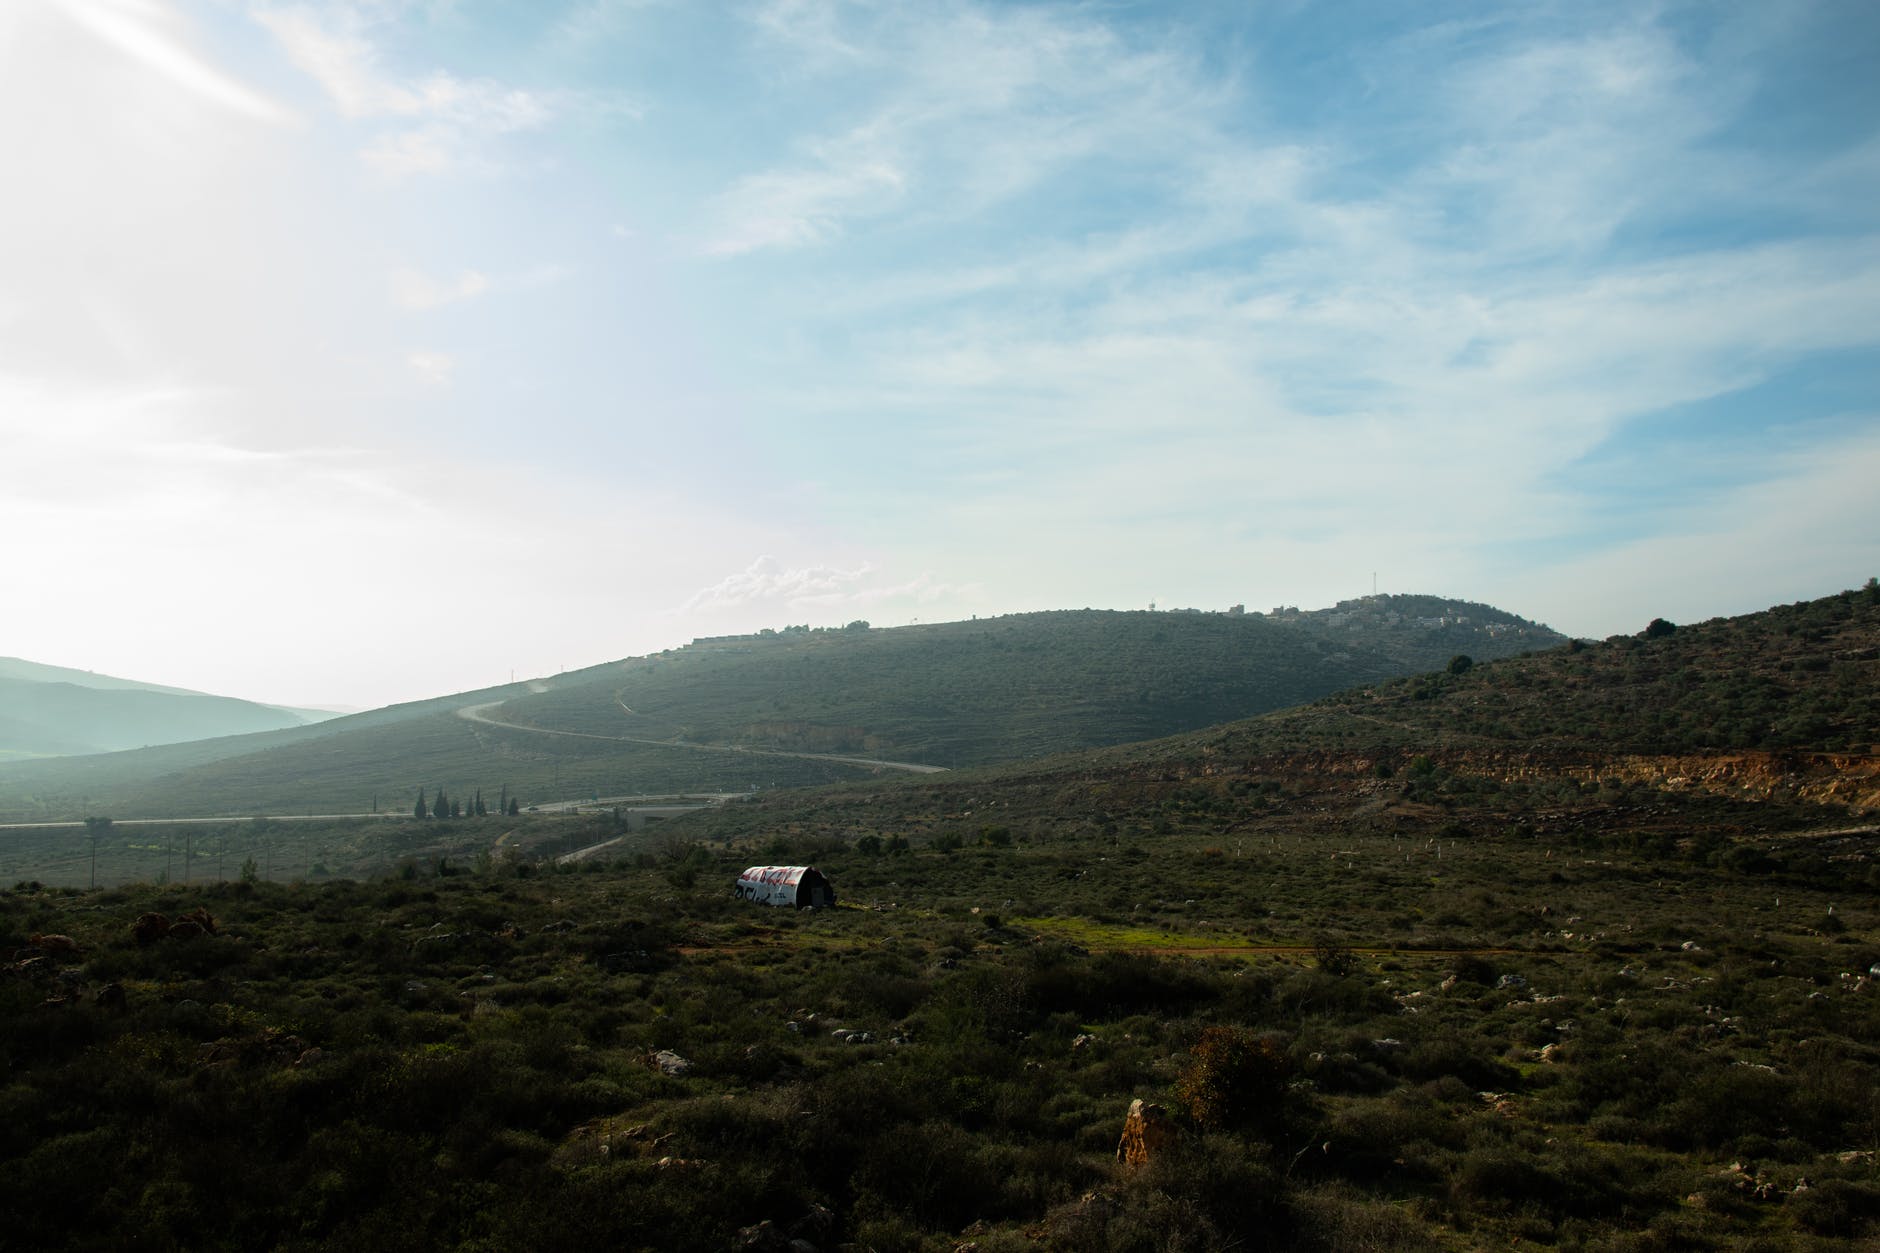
[735,865,836,908]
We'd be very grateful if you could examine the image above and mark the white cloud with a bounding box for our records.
[389,263,570,310]
[392,267,489,310]
[360,126,456,175]
[702,1,1205,255]
[254,2,554,174]
[680,557,977,617]
[682,556,873,611]
[407,350,454,384]
[250,3,388,118]
[703,149,906,255]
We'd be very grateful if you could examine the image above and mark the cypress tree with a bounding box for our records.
[414,789,427,819]
[433,790,449,819]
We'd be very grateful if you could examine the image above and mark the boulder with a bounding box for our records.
[1115,1098,1177,1166]
[176,906,217,935]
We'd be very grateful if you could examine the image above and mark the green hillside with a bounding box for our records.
[0,657,337,760]
[0,600,1562,821]
[685,583,1880,859]
[1152,581,1880,765]
[1,590,1873,1252]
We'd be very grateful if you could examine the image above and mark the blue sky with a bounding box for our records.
[2,0,1876,709]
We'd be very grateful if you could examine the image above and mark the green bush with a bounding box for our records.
[1175,1026,1293,1133]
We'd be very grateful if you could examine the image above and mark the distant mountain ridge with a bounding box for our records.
[0,656,207,696]
[0,657,338,760]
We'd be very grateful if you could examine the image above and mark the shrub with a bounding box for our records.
[1790,1177,1880,1237]
[1175,1026,1292,1133]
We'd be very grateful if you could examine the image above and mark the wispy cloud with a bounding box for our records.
[391,267,489,311]
[63,0,294,125]
[389,262,572,310]
[701,1,1206,255]
[541,0,667,61]
[254,2,554,174]
[10,0,1874,704]
[695,1,1879,628]
[703,147,906,255]
[406,350,454,384]
[681,556,971,616]
[682,556,874,611]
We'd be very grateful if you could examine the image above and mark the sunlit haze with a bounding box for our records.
[4,0,1876,710]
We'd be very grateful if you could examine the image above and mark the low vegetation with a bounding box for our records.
[3,784,1874,1250]
[2,586,1873,1248]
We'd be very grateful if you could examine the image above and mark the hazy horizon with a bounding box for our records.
[4,1,1876,711]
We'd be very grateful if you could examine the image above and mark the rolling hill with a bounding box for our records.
[0,657,338,760]
[0,597,1562,820]
[684,582,1880,852]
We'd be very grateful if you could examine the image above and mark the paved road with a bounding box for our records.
[456,700,948,774]
[0,794,738,830]
[0,813,405,829]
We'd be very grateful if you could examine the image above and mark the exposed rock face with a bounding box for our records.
[1189,748,1880,812]
[1115,1098,1177,1166]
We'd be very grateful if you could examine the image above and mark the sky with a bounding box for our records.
[2,0,1877,710]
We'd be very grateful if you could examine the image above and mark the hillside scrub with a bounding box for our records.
[2,777,1875,1251]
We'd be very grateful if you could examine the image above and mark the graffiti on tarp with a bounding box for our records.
[734,865,836,909]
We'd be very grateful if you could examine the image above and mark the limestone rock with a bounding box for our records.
[1115,1098,1177,1166]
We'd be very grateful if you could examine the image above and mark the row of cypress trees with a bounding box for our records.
[412,784,520,819]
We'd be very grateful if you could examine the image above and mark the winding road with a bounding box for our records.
[454,700,948,775]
